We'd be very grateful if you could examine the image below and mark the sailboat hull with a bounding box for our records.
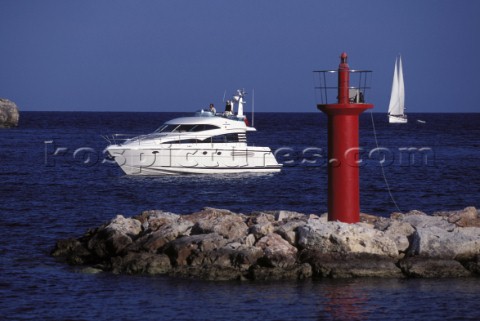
[389,114,408,123]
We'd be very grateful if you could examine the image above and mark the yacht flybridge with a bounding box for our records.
[105,89,282,175]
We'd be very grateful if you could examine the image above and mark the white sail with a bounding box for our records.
[388,57,399,114]
[388,55,407,123]
[398,56,405,113]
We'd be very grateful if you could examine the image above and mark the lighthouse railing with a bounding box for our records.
[313,70,373,105]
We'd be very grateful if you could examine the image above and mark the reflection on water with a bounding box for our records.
[322,280,370,321]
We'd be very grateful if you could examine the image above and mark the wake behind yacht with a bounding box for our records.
[105,89,282,175]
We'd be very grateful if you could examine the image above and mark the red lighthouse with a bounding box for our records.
[315,53,374,223]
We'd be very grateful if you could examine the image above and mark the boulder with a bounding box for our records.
[463,254,480,275]
[433,206,480,227]
[0,98,19,128]
[379,220,416,254]
[300,251,403,278]
[134,210,182,232]
[224,243,263,269]
[245,212,275,225]
[249,222,275,239]
[111,252,171,275]
[255,233,298,268]
[407,226,480,260]
[135,216,193,253]
[187,207,248,240]
[51,238,92,264]
[170,265,245,281]
[398,257,472,278]
[274,210,307,222]
[275,220,306,246]
[163,233,228,266]
[86,215,142,259]
[248,263,312,280]
[105,215,142,237]
[394,210,455,231]
[297,220,399,258]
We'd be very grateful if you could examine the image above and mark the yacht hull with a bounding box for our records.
[107,145,282,175]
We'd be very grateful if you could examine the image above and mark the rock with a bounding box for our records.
[187,207,248,240]
[106,215,142,237]
[170,265,244,281]
[225,243,263,269]
[300,251,403,278]
[255,233,298,268]
[0,98,20,128]
[168,242,263,281]
[463,254,480,275]
[297,220,399,258]
[86,215,141,259]
[164,233,228,266]
[398,257,472,278]
[248,263,312,280]
[408,226,480,260]
[52,206,480,280]
[135,216,193,253]
[380,220,416,254]
[274,210,306,222]
[135,210,181,232]
[111,252,171,275]
[51,238,92,264]
[275,220,306,246]
[395,210,455,231]
[87,229,132,259]
[433,206,480,227]
[245,234,256,247]
[246,212,275,225]
[249,222,275,239]
[360,212,384,225]
[80,267,103,274]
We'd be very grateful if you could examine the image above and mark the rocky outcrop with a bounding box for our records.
[0,98,19,128]
[52,206,480,280]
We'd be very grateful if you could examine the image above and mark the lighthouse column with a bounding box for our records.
[317,53,374,223]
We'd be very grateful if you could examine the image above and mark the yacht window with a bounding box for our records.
[175,124,197,132]
[161,138,201,144]
[210,134,239,143]
[155,124,179,133]
[226,134,239,142]
[189,124,220,132]
[155,124,219,133]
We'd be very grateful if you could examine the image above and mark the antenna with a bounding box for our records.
[251,88,255,127]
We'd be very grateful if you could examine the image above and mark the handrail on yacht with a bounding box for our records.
[102,134,139,145]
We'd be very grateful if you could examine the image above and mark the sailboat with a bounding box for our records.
[388,55,407,123]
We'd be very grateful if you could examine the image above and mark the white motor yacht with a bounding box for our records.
[105,89,282,175]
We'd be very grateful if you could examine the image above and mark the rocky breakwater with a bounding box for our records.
[0,98,20,128]
[52,207,480,280]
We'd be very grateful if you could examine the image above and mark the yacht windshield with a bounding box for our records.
[155,124,178,133]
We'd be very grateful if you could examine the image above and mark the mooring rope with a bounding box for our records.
[369,111,403,213]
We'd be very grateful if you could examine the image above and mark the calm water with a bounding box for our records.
[1,112,479,320]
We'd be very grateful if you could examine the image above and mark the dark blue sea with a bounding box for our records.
[1,112,479,320]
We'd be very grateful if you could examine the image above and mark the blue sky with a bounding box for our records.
[1,0,479,112]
